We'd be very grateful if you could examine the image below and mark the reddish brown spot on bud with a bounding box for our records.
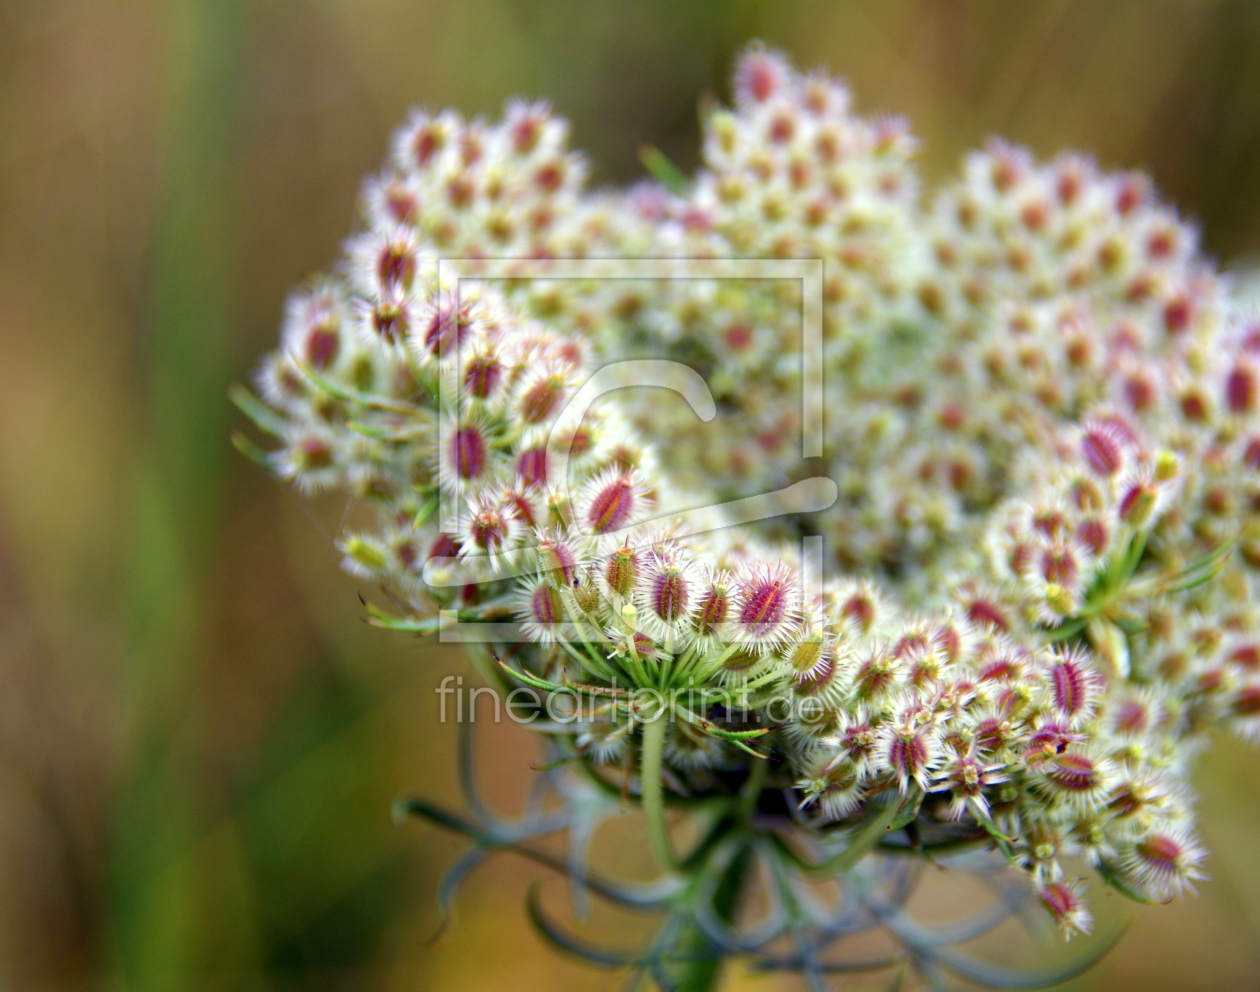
[1049,655,1093,717]
[1113,699,1150,735]
[1179,390,1208,423]
[1077,519,1108,556]
[1115,174,1147,215]
[692,586,729,637]
[1082,427,1123,475]
[535,160,565,193]
[1163,294,1191,334]
[586,476,636,533]
[1046,752,1098,792]
[1233,684,1260,716]
[1229,644,1260,670]
[516,447,548,487]
[1227,365,1256,414]
[724,323,753,351]
[739,52,781,103]
[450,427,486,480]
[1021,200,1048,230]
[372,301,408,344]
[306,327,340,369]
[430,533,462,560]
[1147,228,1176,260]
[297,437,333,470]
[769,112,794,144]
[447,176,474,208]
[378,242,416,290]
[530,584,562,626]
[1123,372,1156,412]
[423,303,475,357]
[520,375,564,424]
[464,353,502,399]
[651,569,690,622]
[413,124,444,166]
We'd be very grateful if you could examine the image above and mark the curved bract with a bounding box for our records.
[239,43,1260,991]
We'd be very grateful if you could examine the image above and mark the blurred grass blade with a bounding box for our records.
[228,383,287,436]
[639,145,689,195]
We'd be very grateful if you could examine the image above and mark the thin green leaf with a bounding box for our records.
[730,739,769,759]
[638,145,689,195]
[692,720,772,741]
[297,360,420,414]
[1041,616,1087,642]
[229,383,288,436]
[230,431,273,471]
[886,785,924,833]
[362,599,442,633]
[497,658,566,692]
[974,813,1020,868]
[1096,860,1161,904]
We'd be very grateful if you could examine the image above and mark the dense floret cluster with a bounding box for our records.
[241,45,1260,971]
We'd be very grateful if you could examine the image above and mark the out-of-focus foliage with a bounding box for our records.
[3,2,1260,990]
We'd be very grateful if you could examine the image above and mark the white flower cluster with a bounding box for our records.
[245,46,1260,939]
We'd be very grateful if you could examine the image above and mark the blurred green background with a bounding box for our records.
[3,1,1260,989]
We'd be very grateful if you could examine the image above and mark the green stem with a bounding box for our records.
[641,716,680,874]
[676,844,750,992]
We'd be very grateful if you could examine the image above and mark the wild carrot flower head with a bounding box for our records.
[240,42,1260,975]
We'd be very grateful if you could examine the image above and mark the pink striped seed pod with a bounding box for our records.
[1038,880,1093,938]
[1116,829,1207,902]
[578,467,652,535]
[733,560,799,652]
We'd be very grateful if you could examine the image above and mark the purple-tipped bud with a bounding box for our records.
[1081,423,1125,476]
[852,651,899,705]
[464,352,503,400]
[464,503,516,555]
[429,533,462,561]
[1038,880,1093,938]
[449,426,487,481]
[883,719,939,792]
[530,582,563,626]
[371,295,410,345]
[603,542,641,597]
[1120,830,1206,901]
[376,234,417,292]
[735,47,788,104]
[516,447,549,487]
[518,371,567,424]
[1118,478,1159,527]
[1047,648,1102,720]
[1227,361,1258,415]
[647,561,692,626]
[692,574,731,638]
[537,532,579,585]
[735,562,796,647]
[793,655,841,700]
[422,300,476,358]
[1043,751,1102,796]
[584,471,641,534]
